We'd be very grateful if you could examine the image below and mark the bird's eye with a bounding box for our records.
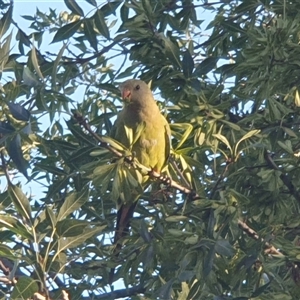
[135,85,140,90]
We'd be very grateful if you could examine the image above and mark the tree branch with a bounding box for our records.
[73,112,195,196]
[237,219,283,256]
[62,40,119,65]
[74,113,283,266]
[264,150,300,203]
[97,284,146,299]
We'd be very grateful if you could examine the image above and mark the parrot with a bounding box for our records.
[108,79,171,282]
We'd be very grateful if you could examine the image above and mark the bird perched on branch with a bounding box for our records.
[109,79,170,282]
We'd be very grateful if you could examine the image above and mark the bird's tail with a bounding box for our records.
[108,202,137,284]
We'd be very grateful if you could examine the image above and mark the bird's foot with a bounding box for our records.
[158,173,171,186]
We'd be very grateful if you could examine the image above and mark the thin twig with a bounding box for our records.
[1,151,11,185]
[97,284,146,299]
[237,219,283,256]
[62,40,119,65]
[169,155,192,189]
[210,161,232,200]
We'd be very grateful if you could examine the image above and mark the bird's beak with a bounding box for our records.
[121,88,131,100]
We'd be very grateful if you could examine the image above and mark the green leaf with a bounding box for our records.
[67,146,97,163]
[35,164,67,176]
[57,187,89,221]
[251,280,272,297]
[222,20,245,33]
[90,148,110,156]
[1,31,12,67]
[51,43,67,91]
[64,0,84,16]
[23,66,40,87]
[7,134,29,179]
[0,5,12,38]
[215,239,234,257]
[11,276,39,299]
[213,133,233,155]
[171,123,193,150]
[182,50,194,77]
[84,18,98,51]
[0,121,14,134]
[0,244,14,258]
[160,34,181,68]
[56,219,91,237]
[31,45,44,81]
[234,129,260,156]
[45,206,57,229]
[168,229,187,237]
[156,279,175,300]
[165,215,187,222]
[203,244,215,277]
[120,2,129,22]
[52,20,82,43]
[56,226,106,251]
[277,140,294,155]
[94,9,110,39]
[220,119,241,131]
[85,0,97,6]
[0,216,32,239]
[93,162,116,177]
[66,120,95,146]
[101,135,128,152]
[100,1,122,17]
[8,184,32,221]
[195,57,218,76]
[282,127,297,138]
[7,102,30,121]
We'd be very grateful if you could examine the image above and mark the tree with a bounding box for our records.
[0,0,300,299]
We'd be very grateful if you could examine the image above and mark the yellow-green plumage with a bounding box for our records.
[109,79,170,282]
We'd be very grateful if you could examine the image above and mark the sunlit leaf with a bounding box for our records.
[56,219,91,237]
[213,133,233,155]
[45,206,57,229]
[234,129,260,156]
[8,184,32,221]
[57,187,89,221]
[0,5,12,38]
[31,45,44,81]
[0,216,32,239]
[56,226,106,251]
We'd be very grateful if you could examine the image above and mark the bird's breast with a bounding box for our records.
[140,138,158,149]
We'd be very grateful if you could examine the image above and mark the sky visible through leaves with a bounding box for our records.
[5,1,217,296]
[9,1,215,203]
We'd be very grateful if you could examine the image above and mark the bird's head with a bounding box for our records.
[119,79,153,105]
